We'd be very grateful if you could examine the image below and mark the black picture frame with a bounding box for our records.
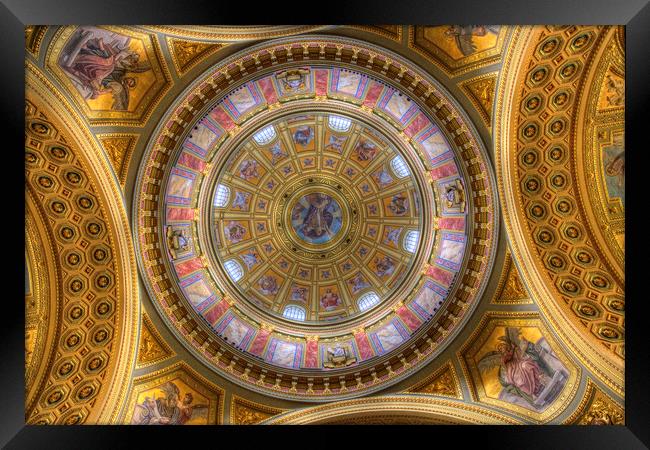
[7,1,648,448]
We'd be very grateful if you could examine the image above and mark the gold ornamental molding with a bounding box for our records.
[564,379,624,425]
[25,61,140,424]
[493,26,624,397]
[142,25,334,42]
[262,395,522,424]
[458,72,498,129]
[347,25,403,43]
[25,25,47,57]
[405,360,463,399]
[166,37,225,77]
[136,313,175,369]
[491,251,532,305]
[97,133,139,189]
[230,395,286,425]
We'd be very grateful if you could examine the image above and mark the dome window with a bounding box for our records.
[357,292,380,311]
[403,230,419,253]
[328,115,352,132]
[283,305,306,321]
[390,155,410,178]
[223,259,243,282]
[253,125,277,145]
[213,184,231,208]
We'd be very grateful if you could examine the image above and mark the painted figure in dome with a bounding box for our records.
[238,160,260,181]
[291,194,343,243]
[373,255,396,278]
[131,396,167,425]
[444,25,500,57]
[293,126,314,146]
[373,168,394,188]
[388,193,409,216]
[354,139,378,162]
[268,142,288,164]
[131,382,208,425]
[478,327,569,411]
[231,191,251,210]
[224,222,246,244]
[320,288,341,311]
[240,250,259,270]
[383,226,402,247]
[59,28,151,110]
[258,275,279,296]
[348,272,370,294]
[325,135,346,153]
[290,285,308,303]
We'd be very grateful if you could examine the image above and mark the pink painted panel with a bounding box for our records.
[396,306,423,332]
[354,332,374,360]
[178,151,206,172]
[315,69,328,96]
[304,339,319,368]
[257,77,278,104]
[426,265,454,287]
[430,161,459,179]
[404,113,431,138]
[166,207,194,222]
[362,80,384,107]
[203,299,230,326]
[438,217,466,231]
[248,329,271,356]
[209,106,236,130]
[174,257,203,278]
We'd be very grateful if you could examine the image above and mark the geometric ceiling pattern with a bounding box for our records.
[25,25,624,425]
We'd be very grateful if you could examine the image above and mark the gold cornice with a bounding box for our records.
[263,395,522,425]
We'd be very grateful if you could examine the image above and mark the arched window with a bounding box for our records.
[328,115,352,132]
[283,305,306,321]
[390,155,410,178]
[223,259,243,282]
[253,125,276,145]
[403,230,419,253]
[213,184,230,207]
[357,292,380,311]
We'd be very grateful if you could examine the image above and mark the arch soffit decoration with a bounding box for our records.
[25,61,140,424]
[493,25,624,397]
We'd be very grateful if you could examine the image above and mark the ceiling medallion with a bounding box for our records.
[134,36,497,401]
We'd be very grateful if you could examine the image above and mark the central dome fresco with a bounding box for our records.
[209,111,426,325]
[134,36,498,401]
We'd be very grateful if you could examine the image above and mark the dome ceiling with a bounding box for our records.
[24,25,627,426]
[134,37,498,401]
[208,111,425,325]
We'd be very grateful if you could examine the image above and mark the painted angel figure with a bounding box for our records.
[155,382,209,425]
[60,28,151,110]
[131,396,168,425]
[478,327,568,411]
[444,25,500,57]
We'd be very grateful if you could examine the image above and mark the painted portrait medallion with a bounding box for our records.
[290,193,343,245]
